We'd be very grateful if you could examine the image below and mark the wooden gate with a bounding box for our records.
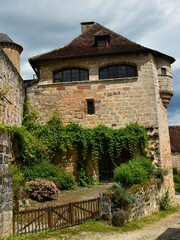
[13,198,101,235]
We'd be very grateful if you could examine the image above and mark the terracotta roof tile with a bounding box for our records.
[169,126,180,152]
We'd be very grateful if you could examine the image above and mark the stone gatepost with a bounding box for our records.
[0,133,13,239]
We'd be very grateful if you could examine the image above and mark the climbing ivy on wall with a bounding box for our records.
[0,102,149,177]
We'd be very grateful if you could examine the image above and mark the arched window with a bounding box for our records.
[99,65,137,80]
[53,68,89,82]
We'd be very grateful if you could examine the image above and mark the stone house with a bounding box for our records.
[0,21,177,238]
[169,126,180,169]
[27,22,175,182]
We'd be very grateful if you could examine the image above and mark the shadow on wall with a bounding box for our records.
[156,228,180,240]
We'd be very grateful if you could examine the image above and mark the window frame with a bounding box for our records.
[53,68,89,83]
[99,64,137,80]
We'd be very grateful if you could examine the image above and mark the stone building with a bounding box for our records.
[169,126,180,169]
[0,22,176,237]
[27,21,175,185]
[0,33,24,239]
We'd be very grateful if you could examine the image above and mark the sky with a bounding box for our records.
[0,0,179,125]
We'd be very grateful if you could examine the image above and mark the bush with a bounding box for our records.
[27,178,58,201]
[76,168,95,187]
[112,209,129,227]
[113,156,153,188]
[111,183,134,210]
[24,162,75,190]
[160,190,170,210]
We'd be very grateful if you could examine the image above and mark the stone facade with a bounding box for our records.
[27,53,173,195]
[0,40,24,238]
[0,49,24,126]
[0,134,13,239]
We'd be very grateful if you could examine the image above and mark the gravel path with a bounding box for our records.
[76,209,180,240]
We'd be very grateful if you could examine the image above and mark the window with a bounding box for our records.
[53,68,89,82]
[161,68,166,75]
[97,36,108,47]
[86,99,95,115]
[99,65,137,80]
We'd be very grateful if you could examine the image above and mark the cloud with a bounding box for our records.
[168,109,180,126]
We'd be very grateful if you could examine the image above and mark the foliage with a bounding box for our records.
[9,164,25,211]
[112,209,129,227]
[7,125,49,167]
[27,178,58,201]
[173,167,180,184]
[113,156,153,188]
[24,162,75,190]
[159,190,170,210]
[110,183,134,210]
[3,103,149,188]
[76,168,95,187]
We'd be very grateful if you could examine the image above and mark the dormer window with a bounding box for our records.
[97,36,109,47]
[94,30,110,47]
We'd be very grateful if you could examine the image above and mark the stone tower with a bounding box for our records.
[0,33,23,73]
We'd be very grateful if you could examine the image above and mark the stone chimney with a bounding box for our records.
[0,33,23,73]
[81,21,95,34]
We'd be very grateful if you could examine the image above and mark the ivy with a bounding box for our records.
[0,103,149,183]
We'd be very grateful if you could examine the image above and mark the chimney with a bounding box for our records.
[81,21,95,34]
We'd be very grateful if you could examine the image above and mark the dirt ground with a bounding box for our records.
[25,183,113,209]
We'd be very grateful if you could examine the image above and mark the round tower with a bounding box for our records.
[0,33,23,73]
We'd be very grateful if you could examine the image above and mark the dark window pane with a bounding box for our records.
[87,100,95,115]
[53,68,89,82]
[99,65,137,80]
[161,68,166,75]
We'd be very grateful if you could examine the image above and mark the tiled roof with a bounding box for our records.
[29,22,175,69]
[169,126,180,152]
[0,33,14,43]
[0,33,23,52]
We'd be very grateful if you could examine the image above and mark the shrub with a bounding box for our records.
[76,168,95,187]
[52,171,75,190]
[111,183,134,210]
[113,156,153,188]
[160,190,170,210]
[112,209,129,227]
[27,178,58,201]
[24,162,75,190]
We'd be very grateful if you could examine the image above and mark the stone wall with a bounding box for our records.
[0,133,13,239]
[0,49,24,126]
[100,180,166,225]
[27,53,160,128]
[0,49,24,239]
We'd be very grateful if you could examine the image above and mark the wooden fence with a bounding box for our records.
[13,197,101,235]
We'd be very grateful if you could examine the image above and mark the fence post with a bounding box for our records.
[69,202,73,225]
[47,206,53,230]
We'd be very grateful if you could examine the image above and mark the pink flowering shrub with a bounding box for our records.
[27,178,58,201]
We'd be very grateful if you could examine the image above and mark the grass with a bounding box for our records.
[5,207,179,240]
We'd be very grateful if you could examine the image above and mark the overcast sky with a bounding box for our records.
[0,0,179,125]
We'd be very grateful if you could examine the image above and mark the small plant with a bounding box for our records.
[112,209,129,227]
[9,164,25,211]
[111,183,134,210]
[27,178,58,201]
[159,190,170,210]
